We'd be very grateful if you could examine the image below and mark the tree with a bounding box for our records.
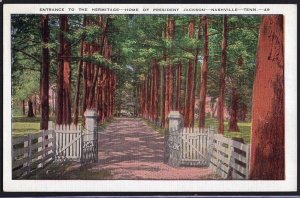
[40,14,50,129]
[73,16,86,125]
[27,98,35,117]
[250,15,284,180]
[184,18,195,127]
[56,15,72,125]
[199,16,209,128]
[218,15,228,134]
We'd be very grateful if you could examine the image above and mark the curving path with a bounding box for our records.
[94,117,217,180]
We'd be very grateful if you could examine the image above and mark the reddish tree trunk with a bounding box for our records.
[40,15,50,129]
[161,67,166,127]
[61,15,72,125]
[199,16,209,128]
[168,16,175,114]
[73,17,86,125]
[147,74,151,119]
[184,60,193,127]
[155,62,160,122]
[96,67,102,122]
[250,15,284,180]
[164,66,169,126]
[168,65,174,113]
[176,62,182,113]
[56,15,66,125]
[88,18,109,108]
[228,88,240,132]
[218,15,228,134]
[22,100,25,115]
[184,18,196,127]
[27,98,35,117]
[149,69,153,120]
[238,104,248,121]
[56,15,72,125]
[190,17,201,127]
[101,68,107,122]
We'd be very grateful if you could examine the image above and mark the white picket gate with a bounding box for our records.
[180,127,214,166]
[166,111,251,179]
[49,121,82,161]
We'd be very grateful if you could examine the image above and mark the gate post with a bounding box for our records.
[84,109,98,141]
[167,111,183,167]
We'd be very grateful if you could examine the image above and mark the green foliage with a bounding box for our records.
[11,14,261,126]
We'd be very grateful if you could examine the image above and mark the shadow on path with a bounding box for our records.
[91,117,218,180]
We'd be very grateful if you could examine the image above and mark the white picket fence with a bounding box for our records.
[210,134,250,179]
[49,121,82,161]
[12,130,55,179]
[180,127,214,166]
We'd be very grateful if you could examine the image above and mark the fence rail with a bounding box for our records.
[12,130,55,179]
[209,134,250,179]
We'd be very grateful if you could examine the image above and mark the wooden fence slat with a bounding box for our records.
[12,136,29,145]
[13,147,30,158]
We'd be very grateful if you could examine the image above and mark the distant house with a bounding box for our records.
[194,96,230,119]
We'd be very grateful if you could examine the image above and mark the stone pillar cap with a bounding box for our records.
[168,111,182,119]
[84,109,97,117]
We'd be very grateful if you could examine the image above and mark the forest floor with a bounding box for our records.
[30,117,220,180]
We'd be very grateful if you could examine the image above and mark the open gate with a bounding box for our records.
[165,121,214,167]
[51,122,98,164]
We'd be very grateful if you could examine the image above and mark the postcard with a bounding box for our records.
[3,3,297,192]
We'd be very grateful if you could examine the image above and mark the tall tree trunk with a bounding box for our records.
[149,69,153,120]
[61,15,72,125]
[56,15,65,125]
[228,87,240,132]
[199,16,209,128]
[184,18,195,127]
[168,16,175,114]
[250,15,284,180]
[184,60,193,127]
[176,62,182,113]
[218,15,228,134]
[73,17,86,125]
[40,15,50,129]
[161,67,166,127]
[190,17,201,127]
[238,104,248,121]
[27,98,35,117]
[88,18,109,108]
[52,89,55,115]
[154,61,160,122]
[22,100,25,115]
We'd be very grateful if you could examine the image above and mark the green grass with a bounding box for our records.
[12,116,113,138]
[12,122,40,138]
[12,117,41,138]
[12,116,252,143]
[143,118,165,135]
[201,117,252,143]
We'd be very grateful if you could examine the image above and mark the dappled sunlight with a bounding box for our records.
[95,118,217,179]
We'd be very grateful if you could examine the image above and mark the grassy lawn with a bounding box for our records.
[12,116,252,143]
[144,116,251,144]
[203,117,252,143]
[12,116,112,138]
[12,117,41,138]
